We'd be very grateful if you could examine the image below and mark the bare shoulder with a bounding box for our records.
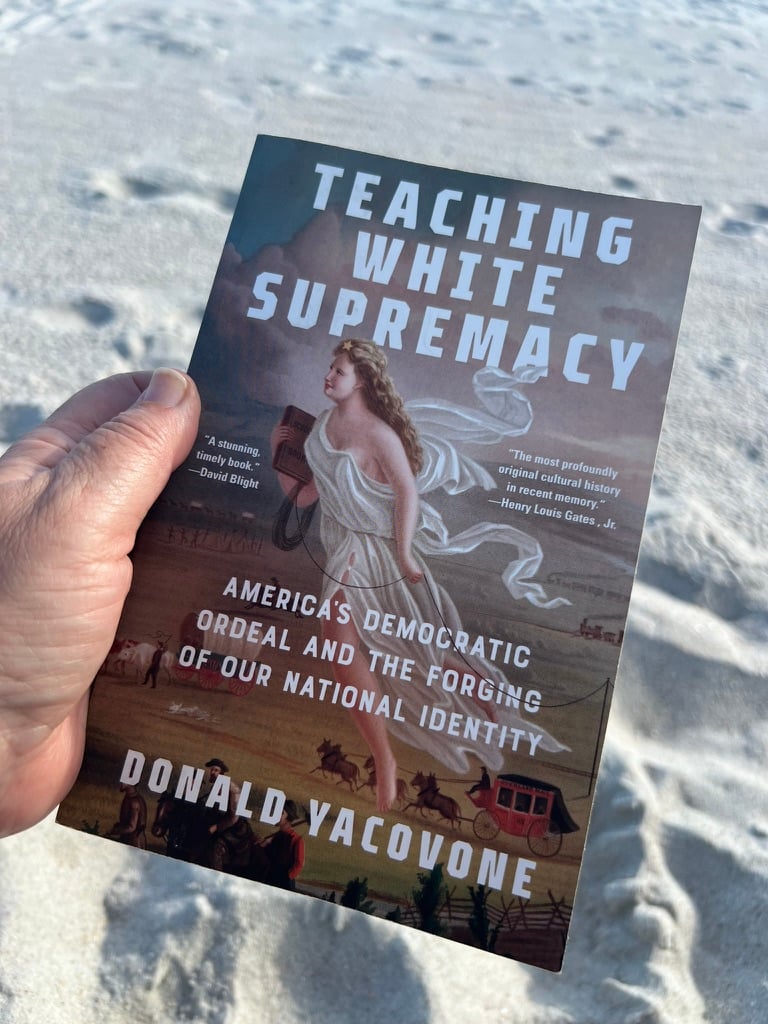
[366,417,405,457]
[365,418,413,482]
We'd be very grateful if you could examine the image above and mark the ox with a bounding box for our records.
[115,643,176,684]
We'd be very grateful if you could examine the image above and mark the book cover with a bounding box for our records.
[57,135,700,971]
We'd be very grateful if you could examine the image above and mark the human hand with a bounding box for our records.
[271,424,295,448]
[270,422,318,508]
[400,553,424,585]
[0,369,200,838]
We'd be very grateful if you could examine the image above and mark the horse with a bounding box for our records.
[151,792,212,864]
[152,792,267,878]
[405,771,462,829]
[115,642,175,684]
[313,739,360,792]
[100,637,137,676]
[362,755,408,808]
[312,739,343,778]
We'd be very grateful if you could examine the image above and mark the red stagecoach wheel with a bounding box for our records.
[526,819,563,857]
[473,809,500,841]
[227,677,254,697]
[198,669,223,691]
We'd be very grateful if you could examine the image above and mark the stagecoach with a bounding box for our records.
[467,773,579,857]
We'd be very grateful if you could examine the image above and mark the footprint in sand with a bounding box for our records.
[66,167,236,215]
[31,295,117,332]
[111,305,201,368]
[611,175,640,194]
[588,125,624,148]
[717,202,768,237]
[0,404,45,444]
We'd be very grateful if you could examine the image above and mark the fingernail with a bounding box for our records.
[140,368,189,408]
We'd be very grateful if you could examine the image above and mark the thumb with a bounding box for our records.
[7,368,201,565]
[46,368,202,550]
[0,367,202,687]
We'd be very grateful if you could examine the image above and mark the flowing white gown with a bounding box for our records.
[303,366,569,773]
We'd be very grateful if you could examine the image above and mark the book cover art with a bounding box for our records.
[57,135,700,971]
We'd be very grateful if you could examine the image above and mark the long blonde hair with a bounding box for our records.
[333,339,423,475]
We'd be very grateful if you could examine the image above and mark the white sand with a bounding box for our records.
[1,1,766,1021]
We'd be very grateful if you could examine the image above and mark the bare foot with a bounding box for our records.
[374,752,399,813]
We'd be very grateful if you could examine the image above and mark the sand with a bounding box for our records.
[1,1,766,1021]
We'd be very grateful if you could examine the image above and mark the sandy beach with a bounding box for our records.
[1,1,767,1021]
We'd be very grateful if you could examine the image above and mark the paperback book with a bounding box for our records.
[57,135,700,971]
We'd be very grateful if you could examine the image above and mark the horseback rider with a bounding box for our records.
[203,758,253,872]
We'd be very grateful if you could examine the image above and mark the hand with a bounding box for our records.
[400,553,424,585]
[0,369,201,838]
[270,422,318,508]
[271,424,295,447]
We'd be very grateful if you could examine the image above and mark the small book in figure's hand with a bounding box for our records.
[272,406,316,485]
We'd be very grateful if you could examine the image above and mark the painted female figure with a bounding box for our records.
[277,339,567,812]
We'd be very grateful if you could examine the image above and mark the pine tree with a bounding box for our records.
[468,883,501,952]
[412,864,447,935]
[340,876,377,915]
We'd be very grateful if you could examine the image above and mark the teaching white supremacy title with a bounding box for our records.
[246,161,644,391]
